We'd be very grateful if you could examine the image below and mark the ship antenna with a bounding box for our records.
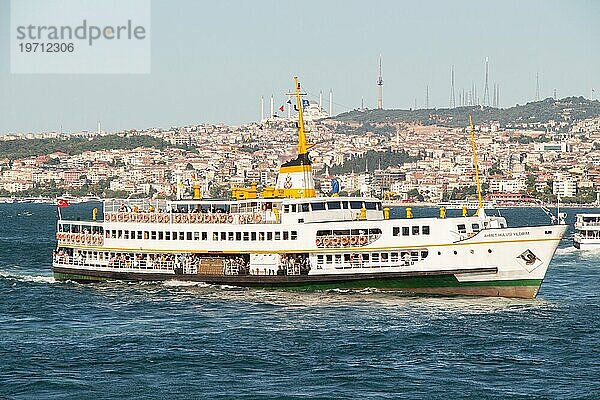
[469,115,484,216]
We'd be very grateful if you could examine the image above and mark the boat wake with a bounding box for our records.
[162,280,212,288]
[0,271,56,284]
[555,247,581,256]
[555,246,600,260]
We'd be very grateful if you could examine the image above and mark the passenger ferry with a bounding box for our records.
[52,77,568,298]
[573,214,600,249]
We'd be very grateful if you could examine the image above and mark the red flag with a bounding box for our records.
[57,199,69,208]
[279,105,284,112]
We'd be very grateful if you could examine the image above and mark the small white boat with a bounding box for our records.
[573,214,600,249]
[437,200,497,210]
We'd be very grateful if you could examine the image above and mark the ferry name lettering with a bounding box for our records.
[482,231,530,238]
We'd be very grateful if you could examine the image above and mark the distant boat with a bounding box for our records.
[573,214,600,249]
[437,200,498,210]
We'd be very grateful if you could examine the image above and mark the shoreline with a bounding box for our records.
[1,197,599,209]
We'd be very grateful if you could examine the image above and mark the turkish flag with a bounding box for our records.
[57,199,69,208]
[279,105,284,112]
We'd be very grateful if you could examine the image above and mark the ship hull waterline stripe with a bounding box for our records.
[52,267,542,298]
[56,236,563,254]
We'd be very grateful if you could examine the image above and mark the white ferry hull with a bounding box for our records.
[52,222,567,299]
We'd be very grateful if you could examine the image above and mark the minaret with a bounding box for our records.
[261,96,264,121]
[270,95,274,118]
[329,89,333,116]
[426,85,429,109]
[319,90,323,111]
[287,95,291,119]
[377,54,383,109]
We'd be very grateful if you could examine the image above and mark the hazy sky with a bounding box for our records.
[0,0,598,134]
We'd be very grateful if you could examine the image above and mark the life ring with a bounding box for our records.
[350,236,358,245]
[341,236,349,246]
[227,215,234,223]
[85,236,91,244]
[75,235,81,244]
[219,214,227,223]
[254,214,262,223]
[91,236,97,244]
[123,213,130,222]
[117,214,124,222]
[359,236,368,245]
[315,237,322,246]
[331,236,340,246]
[323,237,331,246]
[212,214,219,223]
[98,236,103,245]
[238,214,245,224]
[174,214,181,223]
[189,214,196,223]
[143,214,149,223]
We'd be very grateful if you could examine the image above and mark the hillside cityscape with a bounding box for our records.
[2,96,600,206]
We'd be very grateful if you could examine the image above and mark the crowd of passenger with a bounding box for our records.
[53,248,312,276]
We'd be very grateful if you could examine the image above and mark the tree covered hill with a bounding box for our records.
[333,97,600,128]
[0,134,179,160]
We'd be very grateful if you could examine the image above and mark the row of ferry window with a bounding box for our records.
[104,229,298,241]
[317,250,429,265]
[392,225,430,236]
[283,201,382,213]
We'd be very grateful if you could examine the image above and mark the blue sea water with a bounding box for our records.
[0,203,599,399]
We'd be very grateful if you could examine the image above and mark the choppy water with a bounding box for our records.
[1,204,599,399]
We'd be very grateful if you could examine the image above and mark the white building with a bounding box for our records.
[553,174,577,198]
[489,178,526,193]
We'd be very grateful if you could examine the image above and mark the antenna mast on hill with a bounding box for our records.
[483,57,490,106]
[450,65,456,108]
[536,72,540,101]
[426,85,429,109]
[377,54,383,109]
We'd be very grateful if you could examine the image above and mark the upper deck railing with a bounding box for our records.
[103,210,279,225]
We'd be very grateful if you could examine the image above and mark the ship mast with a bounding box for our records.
[292,76,313,155]
[469,115,484,215]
